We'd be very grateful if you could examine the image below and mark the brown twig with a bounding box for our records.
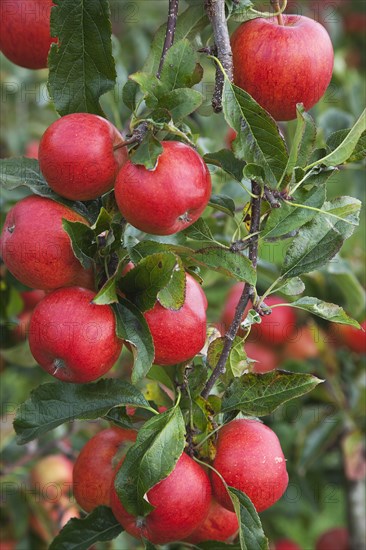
[205,0,234,112]
[157,0,180,78]
[201,181,262,399]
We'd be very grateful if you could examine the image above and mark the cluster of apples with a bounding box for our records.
[71,417,288,544]
[270,526,350,550]
[0,114,212,383]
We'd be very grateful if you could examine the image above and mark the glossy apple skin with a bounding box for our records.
[315,527,349,550]
[212,419,288,513]
[250,295,296,346]
[115,141,212,235]
[144,274,207,365]
[0,0,56,69]
[185,498,239,544]
[73,427,136,512]
[39,113,127,201]
[338,320,366,354]
[231,15,334,121]
[245,342,279,373]
[29,287,122,382]
[274,540,302,550]
[110,452,212,544]
[0,196,94,291]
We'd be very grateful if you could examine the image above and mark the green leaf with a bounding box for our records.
[113,299,155,384]
[160,88,203,121]
[49,506,122,550]
[229,337,250,378]
[184,219,215,242]
[281,105,316,185]
[129,241,194,264]
[221,371,323,416]
[281,216,344,279]
[197,543,241,550]
[130,134,163,170]
[326,128,366,163]
[14,379,150,444]
[62,219,96,269]
[123,79,139,112]
[192,247,256,285]
[229,487,269,550]
[119,252,181,312]
[306,109,366,168]
[262,173,329,240]
[143,5,208,76]
[91,207,112,235]
[114,406,185,516]
[157,256,186,310]
[0,157,46,191]
[130,72,167,103]
[222,81,288,188]
[204,149,246,183]
[273,277,305,296]
[208,194,236,217]
[286,297,361,328]
[160,39,202,90]
[323,196,361,240]
[243,164,266,187]
[48,0,116,116]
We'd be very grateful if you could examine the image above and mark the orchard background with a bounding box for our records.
[0,0,365,549]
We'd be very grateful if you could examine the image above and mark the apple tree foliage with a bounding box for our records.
[1,0,365,548]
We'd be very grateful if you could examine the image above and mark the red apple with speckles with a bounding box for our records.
[39,113,128,201]
[110,453,212,544]
[73,427,136,512]
[231,15,334,121]
[274,540,302,550]
[185,498,239,544]
[315,527,349,550]
[0,196,94,291]
[250,295,297,346]
[211,419,288,513]
[144,273,207,365]
[115,141,212,235]
[245,342,279,373]
[0,0,57,69]
[29,287,122,382]
[337,320,366,355]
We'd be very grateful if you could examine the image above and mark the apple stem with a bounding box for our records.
[201,181,261,399]
[271,0,284,25]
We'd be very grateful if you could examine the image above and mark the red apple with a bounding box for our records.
[144,273,207,365]
[283,324,319,361]
[250,295,296,346]
[245,342,279,373]
[110,452,212,544]
[0,541,16,550]
[315,527,349,550]
[30,455,73,510]
[20,289,47,310]
[185,498,239,544]
[0,196,94,291]
[29,287,122,382]
[274,540,302,550]
[25,139,40,159]
[231,15,334,121]
[115,141,212,235]
[73,427,137,512]
[0,0,57,69]
[337,320,366,355]
[211,419,288,513]
[39,113,128,201]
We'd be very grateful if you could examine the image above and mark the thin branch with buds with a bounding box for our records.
[205,0,234,112]
[201,181,262,399]
[157,0,180,78]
